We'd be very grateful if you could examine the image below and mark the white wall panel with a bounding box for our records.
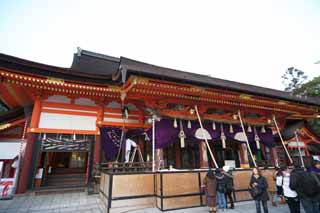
[39,113,96,130]
[44,95,71,104]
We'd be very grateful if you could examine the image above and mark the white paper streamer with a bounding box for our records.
[187,120,191,129]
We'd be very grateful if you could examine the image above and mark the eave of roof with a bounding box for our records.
[119,57,320,107]
[0,53,120,85]
[0,49,319,107]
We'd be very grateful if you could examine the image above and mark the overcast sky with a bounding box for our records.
[1,0,320,90]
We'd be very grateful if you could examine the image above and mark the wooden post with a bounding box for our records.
[29,96,41,129]
[94,135,101,166]
[194,105,218,168]
[237,110,257,168]
[155,148,163,170]
[174,142,181,169]
[199,141,209,168]
[94,105,103,166]
[16,133,36,194]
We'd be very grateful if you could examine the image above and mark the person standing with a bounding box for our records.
[250,167,269,213]
[273,167,286,205]
[215,168,227,211]
[290,166,320,213]
[203,169,217,213]
[223,166,234,209]
[282,166,300,213]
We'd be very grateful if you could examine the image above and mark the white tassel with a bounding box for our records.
[180,136,185,148]
[229,124,234,133]
[179,120,186,148]
[173,118,178,128]
[59,134,62,140]
[187,120,191,129]
[144,132,150,141]
[43,133,47,140]
[221,123,226,149]
[255,135,261,149]
[261,125,266,133]
[222,138,226,149]
[212,121,216,130]
[73,133,76,140]
[256,140,260,149]
[247,125,252,133]
[254,126,260,149]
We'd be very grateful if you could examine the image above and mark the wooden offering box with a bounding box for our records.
[99,168,276,212]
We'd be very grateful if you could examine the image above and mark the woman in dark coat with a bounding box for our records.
[223,166,234,209]
[250,167,269,213]
[203,169,217,213]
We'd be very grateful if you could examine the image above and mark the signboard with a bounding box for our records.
[41,138,89,152]
[225,160,236,169]
[288,141,305,148]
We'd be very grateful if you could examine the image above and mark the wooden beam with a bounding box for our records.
[98,121,151,129]
[28,127,99,135]
[0,83,20,108]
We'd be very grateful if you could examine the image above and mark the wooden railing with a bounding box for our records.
[97,162,153,173]
[256,160,274,168]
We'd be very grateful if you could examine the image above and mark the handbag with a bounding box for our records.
[249,186,262,198]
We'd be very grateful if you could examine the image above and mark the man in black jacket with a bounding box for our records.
[223,166,234,209]
[290,166,320,213]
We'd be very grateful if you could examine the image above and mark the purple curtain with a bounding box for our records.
[146,119,275,149]
[100,127,126,161]
[100,119,276,157]
[100,127,148,161]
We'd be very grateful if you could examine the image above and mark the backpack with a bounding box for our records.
[289,169,302,190]
[297,172,320,197]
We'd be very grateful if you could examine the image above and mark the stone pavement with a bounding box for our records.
[0,192,101,213]
[129,201,305,213]
[0,193,306,213]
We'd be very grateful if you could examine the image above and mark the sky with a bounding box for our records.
[0,0,320,90]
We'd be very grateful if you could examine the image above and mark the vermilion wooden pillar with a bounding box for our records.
[199,141,209,168]
[16,133,36,194]
[93,135,101,166]
[155,149,163,170]
[239,143,249,168]
[174,143,181,169]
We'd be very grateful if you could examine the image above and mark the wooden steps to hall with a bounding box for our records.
[47,173,86,187]
[32,185,87,195]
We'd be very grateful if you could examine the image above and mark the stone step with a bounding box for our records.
[31,185,87,195]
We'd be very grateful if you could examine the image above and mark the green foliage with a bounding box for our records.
[282,67,308,92]
[282,68,320,135]
[308,119,320,134]
[293,76,320,97]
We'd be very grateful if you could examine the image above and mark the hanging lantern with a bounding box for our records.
[247,124,252,133]
[212,121,216,130]
[261,125,266,133]
[220,123,226,149]
[229,124,234,133]
[173,118,178,128]
[187,120,192,129]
